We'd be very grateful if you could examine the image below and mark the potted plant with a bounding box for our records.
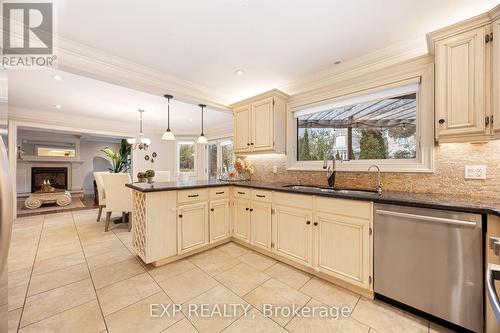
[145,169,155,183]
[137,172,147,183]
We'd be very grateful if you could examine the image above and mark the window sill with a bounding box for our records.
[286,159,434,173]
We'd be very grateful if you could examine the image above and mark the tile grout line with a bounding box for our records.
[71,212,109,333]
[16,214,46,332]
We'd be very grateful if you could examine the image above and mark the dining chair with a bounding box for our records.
[154,170,171,182]
[93,171,109,221]
[101,173,133,232]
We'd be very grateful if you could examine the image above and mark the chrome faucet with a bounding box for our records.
[323,154,336,188]
[368,164,382,194]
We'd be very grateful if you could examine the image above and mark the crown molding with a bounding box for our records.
[426,11,491,53]
[230,89,289,108]
[489,4,500,21]
[279,37,427,96]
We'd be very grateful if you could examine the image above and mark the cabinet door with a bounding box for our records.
[493,19,500,135]
[209,199,229,242]
[177,202,208,254]
[233,199,251,242]
[234,105,251,152]
[251,97,274,151]
[251,201,272,250]
[273,205,312,266]
[315,211,371,289]
[435,26,487,139]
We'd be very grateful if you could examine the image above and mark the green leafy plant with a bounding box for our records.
[137,172,146,179]
[101,139,132,173]
[145,169,155,178]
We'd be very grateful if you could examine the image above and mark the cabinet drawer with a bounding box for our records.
[316,197,372,220]
[177,189,208,204]
[252,189,272,202]
[273,192,313,210]
[209,187,229,199]
[233,187,251,199]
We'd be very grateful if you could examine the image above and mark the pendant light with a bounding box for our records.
[127,109,151,150]
[197,103,208,144]
[162,94,175,140]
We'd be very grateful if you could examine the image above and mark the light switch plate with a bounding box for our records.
[465,165,487,179]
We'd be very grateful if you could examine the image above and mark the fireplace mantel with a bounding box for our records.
[17,157,85,164]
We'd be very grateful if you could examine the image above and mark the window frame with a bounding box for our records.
[177,140,196,175]
[286,63,434,173]
[206,138,234,180]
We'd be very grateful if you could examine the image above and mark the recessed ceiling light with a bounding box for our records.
[333,60,342,65]
[52,75,63,81]
[54,104,62,109]
[235,69,244,76]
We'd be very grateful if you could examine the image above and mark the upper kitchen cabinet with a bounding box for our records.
[428,5,499,143]
[231,89,288,154]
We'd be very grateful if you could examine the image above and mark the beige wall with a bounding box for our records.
[244,140,500,198]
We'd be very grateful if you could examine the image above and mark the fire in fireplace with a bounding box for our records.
[31,167,68,192]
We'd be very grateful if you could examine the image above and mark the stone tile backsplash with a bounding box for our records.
[243,141,500,198]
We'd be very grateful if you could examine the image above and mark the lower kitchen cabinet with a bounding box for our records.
[315,211,371,289]
[251,201,272,250]
[233,198,251,242]
[273,205,313,266]
[209,199,230,242]
[177,202,209,254]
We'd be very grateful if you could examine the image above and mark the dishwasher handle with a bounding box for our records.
[375,209,477,227]
[487,264,500,323]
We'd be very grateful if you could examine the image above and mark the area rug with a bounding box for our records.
[17,198,86,217]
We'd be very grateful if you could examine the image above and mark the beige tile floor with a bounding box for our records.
[7,209,455,333]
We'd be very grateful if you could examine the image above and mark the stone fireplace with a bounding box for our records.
[31,167,68,192]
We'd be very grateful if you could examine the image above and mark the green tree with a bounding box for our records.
[359,130,387,159]
[179,144,194,172]
[299,129,311,160]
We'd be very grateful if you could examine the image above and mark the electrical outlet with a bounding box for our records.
[273,165,278,174]
[465,165,487,179]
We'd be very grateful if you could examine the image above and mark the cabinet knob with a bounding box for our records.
[250,208,254,212]
[250,143,254,145]
[247,143,250,146]
[246,207,249,211]
[306,221,311,225]
[210,208,214,211]
[314,222,318,226]
[178,214,183,218]
[438,119,445,124]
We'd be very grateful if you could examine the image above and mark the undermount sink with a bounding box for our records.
[282,184,380,195]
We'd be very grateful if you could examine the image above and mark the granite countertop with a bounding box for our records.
[126,180,500,217]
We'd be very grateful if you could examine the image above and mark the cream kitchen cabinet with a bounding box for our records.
[493,17,500,137]
[209,199,230,243]
[177,202,209,254]
[231,90,287,154]
[250,201,272,250]
[433,25,488,142]
[233,198,251,243]
[273,204,313,266]
[314,198,372,289]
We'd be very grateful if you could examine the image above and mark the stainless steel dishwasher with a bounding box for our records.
[374,204,483,332]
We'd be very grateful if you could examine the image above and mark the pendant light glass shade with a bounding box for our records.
[197,104,208,144]
[162,94,175,140]
[128,109,151,150]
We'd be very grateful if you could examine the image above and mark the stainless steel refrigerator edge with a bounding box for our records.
[374,204,483,332]
[0,72,12,333]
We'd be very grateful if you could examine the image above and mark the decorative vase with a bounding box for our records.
[138,177,147,183]
[147,177,154,184]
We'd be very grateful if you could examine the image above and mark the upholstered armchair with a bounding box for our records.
[101,173,133,232]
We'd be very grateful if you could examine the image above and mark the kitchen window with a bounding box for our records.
[177,141,195,173]
[208,139,234,180]
[288,71,434,172]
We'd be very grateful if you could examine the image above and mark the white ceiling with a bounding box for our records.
[56,0,498,102]
[8,69,232,134]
